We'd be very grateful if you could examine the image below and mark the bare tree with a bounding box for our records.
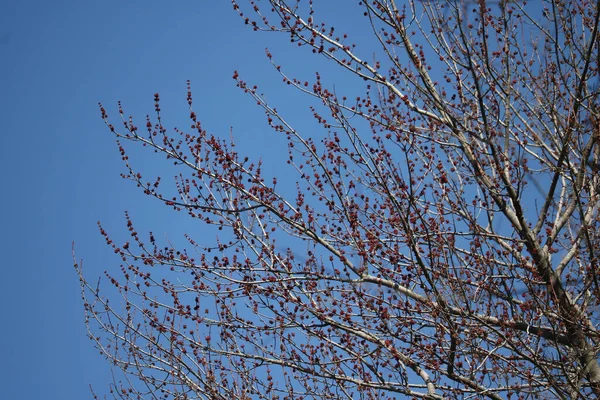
[75,0,600,398]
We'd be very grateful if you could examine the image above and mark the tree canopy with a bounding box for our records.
[76,1,600,398]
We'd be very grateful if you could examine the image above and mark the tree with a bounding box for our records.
[75,0,600,398]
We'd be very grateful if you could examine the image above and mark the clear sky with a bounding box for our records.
[0,0,564,398]
[0,1,373,398]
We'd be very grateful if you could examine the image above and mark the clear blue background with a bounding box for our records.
[0,0,549,398]
[0,1,366,398]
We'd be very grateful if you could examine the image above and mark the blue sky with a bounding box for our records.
[0,0,568,398]
[0,1,324,398]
